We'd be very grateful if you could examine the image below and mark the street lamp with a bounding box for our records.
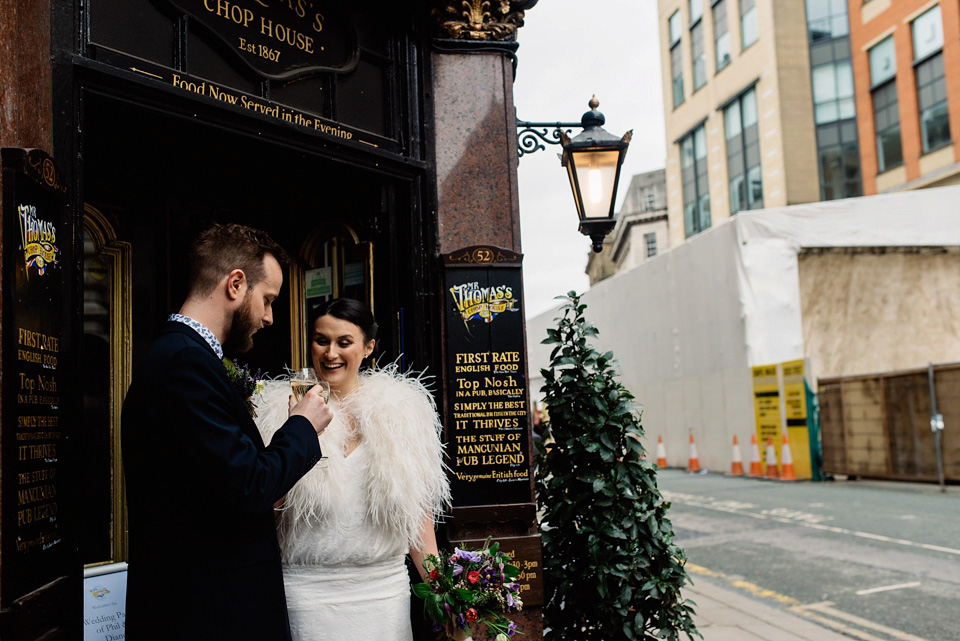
[560,97,632,253]
[516,96,632,253]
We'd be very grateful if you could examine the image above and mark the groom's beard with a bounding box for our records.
[223,293,258,354]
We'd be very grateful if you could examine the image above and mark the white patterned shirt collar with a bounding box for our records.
[168,314,223,360]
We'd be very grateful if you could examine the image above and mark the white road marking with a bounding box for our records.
[663,491,960,556]
[855,581,921,596]
[792,602,930,641]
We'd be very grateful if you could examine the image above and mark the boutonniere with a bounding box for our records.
[222,358,264,417]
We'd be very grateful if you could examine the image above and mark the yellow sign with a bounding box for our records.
[751,364,780,451]
[781,359,811,478]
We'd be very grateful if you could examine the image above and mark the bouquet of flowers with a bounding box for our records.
[413,538,523,641]
[222,358,264,417]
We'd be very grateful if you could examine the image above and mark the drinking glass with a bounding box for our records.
[290,368,330,402]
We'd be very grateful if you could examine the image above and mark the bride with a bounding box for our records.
[255,297,450,640]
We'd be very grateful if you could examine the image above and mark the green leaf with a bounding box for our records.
[453,588,477,602]
[425,595,444,622]
[411,583,431,598]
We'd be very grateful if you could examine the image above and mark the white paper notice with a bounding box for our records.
[83,563,127,641]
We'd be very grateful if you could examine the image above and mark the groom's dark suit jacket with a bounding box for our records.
[121,321,321,640]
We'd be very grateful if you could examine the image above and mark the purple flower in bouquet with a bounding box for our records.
[452,564,464,576]
[456,613,466,630]
[454,547,483,563]
[222,358,263,417]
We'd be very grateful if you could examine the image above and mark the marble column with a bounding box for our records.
[430,4,544,634]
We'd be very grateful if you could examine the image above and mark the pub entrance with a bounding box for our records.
[78,91,432,569]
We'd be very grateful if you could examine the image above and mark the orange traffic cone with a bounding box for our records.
[687,434,701,473]
[656,435,668,469]
[780,434,798,481]
[748,434,763,477]
[764,436,779,478]
[730,435,744,476]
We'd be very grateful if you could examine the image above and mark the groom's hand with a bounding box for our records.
[289,386,333,435]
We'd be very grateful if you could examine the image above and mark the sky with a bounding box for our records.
[513,0,665,319]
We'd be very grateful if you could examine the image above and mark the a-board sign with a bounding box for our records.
[165,0,358,79]
[443,247,531,507]
[83,563,128,641]
[1,148,70,599]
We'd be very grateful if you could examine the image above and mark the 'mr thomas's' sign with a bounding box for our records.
[443,247,532,507]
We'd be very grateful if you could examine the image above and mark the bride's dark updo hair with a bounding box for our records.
[308,298,379,364]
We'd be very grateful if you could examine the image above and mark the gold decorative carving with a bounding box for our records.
[434,0,532,41]
[445,245,521,265]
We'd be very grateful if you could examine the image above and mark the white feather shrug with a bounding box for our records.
[254,364,450,564]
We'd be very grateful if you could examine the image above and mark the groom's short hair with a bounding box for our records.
[187,223,289,297]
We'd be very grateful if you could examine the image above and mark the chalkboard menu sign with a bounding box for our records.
[444,247,531,507]
[1,148,70,599]
[166,0,358,79]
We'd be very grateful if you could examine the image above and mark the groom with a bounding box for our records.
[121,223,331,640]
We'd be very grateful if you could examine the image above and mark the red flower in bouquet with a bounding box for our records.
[466,608,478,623]
[430,569,440,581]
[467,571,480,584]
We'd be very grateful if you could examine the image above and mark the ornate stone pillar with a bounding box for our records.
[429,2,544,639]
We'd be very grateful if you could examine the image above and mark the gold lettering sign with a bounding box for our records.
[166,0,358,79]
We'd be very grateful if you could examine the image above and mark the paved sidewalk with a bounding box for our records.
[684,578,851,641]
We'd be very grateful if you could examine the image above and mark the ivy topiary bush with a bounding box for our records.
[535,293,699,641]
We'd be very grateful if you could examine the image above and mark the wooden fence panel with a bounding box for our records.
[819,363,959,482]
[840,378,889,476]
[884,373,937,480]
[933,367,960,480]
[819,382,846,474]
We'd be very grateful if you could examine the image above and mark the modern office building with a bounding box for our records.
[656,0,874,246]
[848,0,960,193]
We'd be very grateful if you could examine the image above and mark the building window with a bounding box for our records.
[741,0,757,49]
[681,124,711,237]
[869,37,901,172]
[913,6,951,152]
[669,10,683,46]
[645,232,658,258]
[805,0,861,200]
[817,120,862,199]
[690,0,703,25]
[805,0,849,42]
[912,5,943,60]
[714,0,731,71]
[725,87,763,214]
[869,34,896,85]
[873,82,902,172]
[691,20,706,90]
[641,187,656,211]
[671,38,685,108]
[812,60,855,124]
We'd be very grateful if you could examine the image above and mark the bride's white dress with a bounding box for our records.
[282,444,413,641]
[255,366,450,641]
